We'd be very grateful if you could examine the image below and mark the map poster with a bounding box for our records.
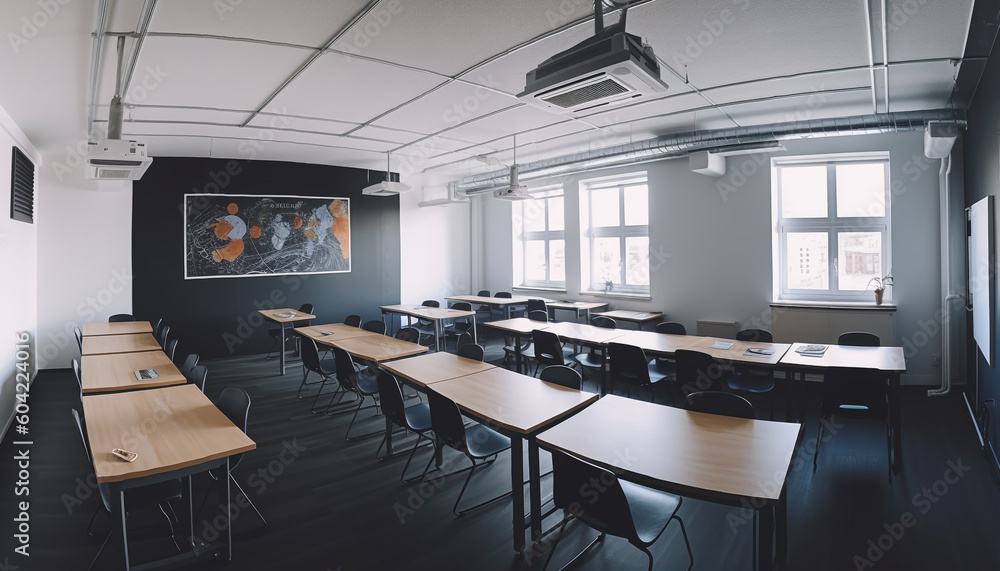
[184,194,350,279]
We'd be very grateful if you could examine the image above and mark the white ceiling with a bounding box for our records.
[0,0,980,184]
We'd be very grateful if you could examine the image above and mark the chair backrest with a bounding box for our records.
[675,349,725,394]
[839,331,880,347]
[363,320,387,335]
[376,370,408,429]
[528,310,549,322]
[451,301,473,311]
[455,332,473,349]
[301,338,324,373]
[71,407,90,458]
[456,342,485,362]
[494,291,513,299]
[157,325,171,349]
[292,303,314,327]
[108,313,134,322]
[477,290,490,297]
[165,338,178,361]
[215,387,251,470]
[395,327,420,343]
[685,391,755,419]
[822,366,889,416]
[153,317,165,338]
[179,353,200,377]
[526,299,547,312]
[331,347,359,392]
[72,358,83,402]
[427,390,468,452]
[421,299,440,308]
[591,316,617,329]
[540,365,582,390]
[344,314,362,328]
[532,329,565,367]
[551,449,637,542]
[74,326,83,353]
[655,321,687,335]
[736,328,772,342]
[187,365,209,392]
[607,342,651,386]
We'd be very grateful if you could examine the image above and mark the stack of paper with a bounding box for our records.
[795,344,828,357]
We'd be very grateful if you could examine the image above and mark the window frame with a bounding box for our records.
[513,185,566,290]
[772,152,892,303]
[580,173,650,296]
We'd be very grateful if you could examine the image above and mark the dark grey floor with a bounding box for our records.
[3,334,1000,571]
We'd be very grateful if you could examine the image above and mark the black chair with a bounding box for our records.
[152,317,165,339]
[607,342,668,401]
[178,353,200,378]
[266,303,313,360]
[492,291,515,320]
[362,320,387,335]
[651,321,686,378]
[456,341,485,362]
[185,365,208,393]
[301,338,337,410]
[375,370,432,482]
[573,316,616,372]
[165,338,178,362]
[395,327,420,344]
[72,409,183,568]
[531,329,577,376]
[813,332,892,483]
[526,298,547,314]
[474,289,492,323]
[655,321,686,335]
[422,390,512,516]
[108,313,134,322]
[344,314,362,328]
[413,300,440,346]
[727,328,777,419]
[502,312,544,373]
[74,326,83,353]
[157,325,171,351]
[685,391,755,419]
[527,309,550,322]
[543,449,693,571]
[539,365,582,390]
[202,388,266,526]
[444,301,476,349]
[329,347,382,441]
[675,349,732,398]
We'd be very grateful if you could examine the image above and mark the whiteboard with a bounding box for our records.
[970,195,994,366]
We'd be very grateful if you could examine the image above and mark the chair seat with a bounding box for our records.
[573,352,604,369]
[403,403,432,432]
[357,375,379,396]
[647,363,671,384]
[464,424,511,458]
[727,373,775,393]
[650,359,676,378]
[619,479,682,545]
[317,358,336,374]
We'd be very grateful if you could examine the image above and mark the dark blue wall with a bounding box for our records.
[132,157,400,359]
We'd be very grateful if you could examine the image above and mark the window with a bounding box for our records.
[581,173,649,295]
[772,154,891,302]
[513,186,565,289]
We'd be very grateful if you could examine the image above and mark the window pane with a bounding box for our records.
[548,196,564,231]
[624,185,648,226]
[625,236,649,286]
[522,200,546,233]
[838,232,882,290]
[836,163,885,218]
[549,240,565,282]
[780,166,827,218]
[786,232,828,289]
[593,237,621,285]
[591,188,620,227]
[524,240,546,282]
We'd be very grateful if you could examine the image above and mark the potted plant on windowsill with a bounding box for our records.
[866,273,893,305]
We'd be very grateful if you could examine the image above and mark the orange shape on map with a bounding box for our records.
[211,219,234,240]
[332,215,350,259]
[293,216,303,229]
[227,203,239,215]
[249,225,261,239]
[212,239,244,262]
[303,228,316,240]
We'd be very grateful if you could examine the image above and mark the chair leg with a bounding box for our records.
[230,473,267,527]
[157,501,182,551]
[86,503,102,536]
[813,415,826,472]
[674,514,695,571]
[453,457,513,516]
[886,420,893,485]
[345,396,384,441]
[88,527,114,571]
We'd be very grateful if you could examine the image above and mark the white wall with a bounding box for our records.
[398,184,472,305]
[479,131,954,385]
[35,154,133,370]
[0,105,38,434]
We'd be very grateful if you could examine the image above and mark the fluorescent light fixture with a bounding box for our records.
[362,152,411,196]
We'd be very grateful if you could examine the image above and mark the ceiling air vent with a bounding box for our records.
[10,146,34,224]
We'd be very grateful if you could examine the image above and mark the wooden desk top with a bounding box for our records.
[294,323,378,343]
[81,351,186,394]
[779,343,906,372]
[483,318,552,335]
[328,334,429,363]
[257,308,317,323]
[688,336,792,367]
[543,321,630,345]
[380,304,476,320]
[431,367,598,435]
[536,395,800,503]
[593,310,664,323]
[83,384,255,484]
[82,321,153,337]
[379,351,496,388]
[81,333,161,356]
[611,330,703,356]
[446,294,533,306]
[546,300,608,311]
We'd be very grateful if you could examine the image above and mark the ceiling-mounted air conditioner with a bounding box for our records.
[85,139,153,180]
[517,1,666,114]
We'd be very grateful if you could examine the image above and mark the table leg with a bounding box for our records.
[756,499,775,571]
[225,457,232,561]
[279,323,287,375]
[528,437,542,544]
[433,320,442,352]
[511,436,526,554]
[515,332,524,374]
[776,485,787,568]
[890,373,901,472]
[118,488,131,570]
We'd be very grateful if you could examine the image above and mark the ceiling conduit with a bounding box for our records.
[453,108,966,196]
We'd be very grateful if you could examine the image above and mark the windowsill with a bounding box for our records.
[513,286,567,295]
[580,290,652,301]
[770,300,897,311]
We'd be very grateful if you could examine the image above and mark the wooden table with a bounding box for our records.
[545,300,608,323]
[689,336,793,367]
[592,310,664,330]
[483,318,552,373]
[380,304,477,352]
[326,334,428,363]
[82,384,256,569]
[537,395,800,571]
[81,350,186,393]
[83,321,154,336]
[431,367,598,554]
[780,342,906,470]
[380,351,495,389]
[543,322,630,391]
[81,333,161,356]
[258,308,316,375]
[445,294,534,319]
[294,323,379,345]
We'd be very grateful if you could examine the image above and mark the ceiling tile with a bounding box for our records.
[721,91,876,126]
[246,114,357,137]
[371,81,523,135]
[886,60,958,111]
[884,0,974,61]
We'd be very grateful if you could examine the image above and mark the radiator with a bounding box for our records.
[770,305,895,344]
[697,320,738,339]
